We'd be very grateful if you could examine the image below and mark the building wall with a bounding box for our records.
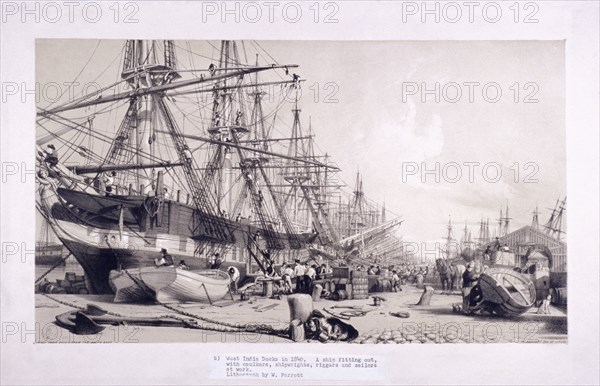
[499,225,567,272]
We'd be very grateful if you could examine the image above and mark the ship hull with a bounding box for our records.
[60,234,247,295]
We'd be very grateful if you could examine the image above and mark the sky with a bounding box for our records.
[36,39,566,248]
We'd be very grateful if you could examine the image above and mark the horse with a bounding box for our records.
[450,263,466,291]
[436,258,466,293]
[435,259,451,293]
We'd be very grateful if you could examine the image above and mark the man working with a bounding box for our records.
[177,260,189,270]
[305,264,317,293]
[282,264,294,294]
[227,266,241,293]
[155,248,174,267]
[462,261,480,314]
[293,259,306,293]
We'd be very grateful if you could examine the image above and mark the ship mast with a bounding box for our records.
[102,40,182,192]
[443,215,455,259]
[544,196,566,240]
[531,204,540,231]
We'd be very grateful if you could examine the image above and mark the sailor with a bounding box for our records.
[227,266,240,293]
[483,245,492,260]
[183,145,193,163]
[163,187,171,199]
[293,259,306,293]
[282,264,294,293]
[257,190,264,207]
[316,264,327,280]
[45,144,59,166]
[177,260,190,270]
[210,253,223,269]
[494,237,502,251]
[462,261,480,314]
[155,248,174,267]
[391,270,402,292]
[103,171,117,196]
[305,264,317,293]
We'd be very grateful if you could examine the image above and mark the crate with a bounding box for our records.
[332,267,351,279]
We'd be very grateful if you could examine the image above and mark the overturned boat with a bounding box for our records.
[477,265,536,316]
[110,267,231,304]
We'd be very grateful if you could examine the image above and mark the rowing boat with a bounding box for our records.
[110,267,231,303]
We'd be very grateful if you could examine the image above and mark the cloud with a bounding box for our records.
[387,98,445,163]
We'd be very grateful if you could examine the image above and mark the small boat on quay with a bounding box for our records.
[477,266,536,316]
[110,267,231,304]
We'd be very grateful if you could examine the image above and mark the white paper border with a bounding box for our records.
[1,1,598,384]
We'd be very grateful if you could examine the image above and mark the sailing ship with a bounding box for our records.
[36,40,402,295]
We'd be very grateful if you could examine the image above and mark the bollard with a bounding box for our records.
[287,294,313,323]
[289,319,305,342]
[312,284,323,302]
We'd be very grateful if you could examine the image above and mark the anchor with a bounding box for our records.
[54,304,197,335]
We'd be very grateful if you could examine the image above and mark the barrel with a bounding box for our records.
[332,290,348,301]
[326,280,335,293]
[58,279,72,289]
[551,287,567,307]
[312,284,323,302]
[65,272,77,282]
[261,278,274,298]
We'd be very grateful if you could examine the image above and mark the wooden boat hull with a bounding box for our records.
[478,267,536,316]
[109,269,155,303]
[140,268,231,303]
[110,267,231,303]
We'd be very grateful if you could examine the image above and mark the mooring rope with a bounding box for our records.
[157,301,290,338]
[43,292,290,338]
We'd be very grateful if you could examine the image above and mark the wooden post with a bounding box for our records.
[186,193,190,205]
[129,184,133,195]
[312,284,323,302]
[416,285,434,306]
[289,319,305,342]
[177,190,181,203]
[201,283,213,305]
[140,184,145,195]
[227,284,235,301]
